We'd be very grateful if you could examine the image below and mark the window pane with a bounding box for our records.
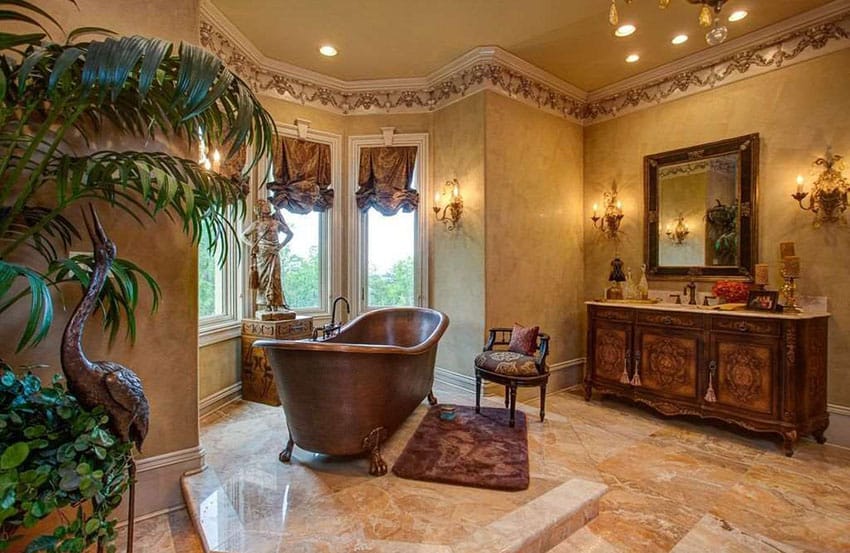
[198,232,223,318]
[366,209,415,307]
[280,210,322,309]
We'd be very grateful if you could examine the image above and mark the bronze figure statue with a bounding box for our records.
[61,205,150,553]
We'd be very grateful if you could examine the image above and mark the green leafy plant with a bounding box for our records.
[0,0,276,351]
[0,1,278,550]
[0,364,132,553]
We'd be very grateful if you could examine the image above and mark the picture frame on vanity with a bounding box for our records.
[747,290,779,312]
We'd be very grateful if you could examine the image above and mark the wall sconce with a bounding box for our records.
[197,129,221,172]
[665,213,690,245]
[433,178,463,230]
[590,189,624,239]
[792,147,848,227]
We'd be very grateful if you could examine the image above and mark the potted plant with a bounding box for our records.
[0,1,275,551]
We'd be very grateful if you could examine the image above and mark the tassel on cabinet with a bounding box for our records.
[704,362,717,403]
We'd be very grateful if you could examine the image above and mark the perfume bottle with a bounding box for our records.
[637,264,649,300]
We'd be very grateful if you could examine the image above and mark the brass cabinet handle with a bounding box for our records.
[736,322,749,332]
[663,316,673,325]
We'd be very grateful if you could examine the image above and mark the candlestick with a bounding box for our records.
[754,263,769,286]
[795,175,804,195]
[782,256,800,278]
[779,241,795,259]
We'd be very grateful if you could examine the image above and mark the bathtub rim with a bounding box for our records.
[254,306,449,356]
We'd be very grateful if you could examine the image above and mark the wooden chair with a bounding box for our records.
[474,327,550,427]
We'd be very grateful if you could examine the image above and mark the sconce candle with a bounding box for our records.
[782,256,801,278]
[754,263,769,286]
[796,175,804,195]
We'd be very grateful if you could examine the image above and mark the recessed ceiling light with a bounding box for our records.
[319,45,338,57]
[672,34,689,45]
[625,54,640,63]
[615,24,636,37]
[728,10,748,22]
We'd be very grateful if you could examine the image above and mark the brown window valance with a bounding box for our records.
[267,136,334,214]
[218,143,247,182]
[356,146,419,215]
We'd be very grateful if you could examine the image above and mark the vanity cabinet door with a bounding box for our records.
[590,319,633,387]
[707,332,780,418]
[634,325,701,403]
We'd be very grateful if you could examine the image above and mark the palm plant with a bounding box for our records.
[0,1,276,352]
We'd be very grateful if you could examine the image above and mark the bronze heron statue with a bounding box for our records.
[61,205,150,553]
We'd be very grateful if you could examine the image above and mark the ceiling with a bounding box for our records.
[211,0,833,92]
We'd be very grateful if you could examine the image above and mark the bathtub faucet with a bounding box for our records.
[331,296,350,328]
[313,296,351,340]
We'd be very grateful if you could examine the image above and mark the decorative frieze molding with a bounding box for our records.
[199,0,850,125]
[585,6,850,123]
[199,1,586,122]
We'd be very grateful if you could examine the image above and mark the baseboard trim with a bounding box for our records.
[199,382,242,417]
[826,403,850,450]
[828,403,850,416]
[119,446,206,520]
[434,366,476,393]
[137,445,207,474]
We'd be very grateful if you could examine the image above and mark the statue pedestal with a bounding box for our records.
[241,316,313,406]
[255,309,296,321]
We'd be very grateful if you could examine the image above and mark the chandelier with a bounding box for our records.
[609,0,729,45]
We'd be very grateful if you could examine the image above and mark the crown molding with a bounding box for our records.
[585,0,850,123]
[199,0,585,122]
[200,0,850,125]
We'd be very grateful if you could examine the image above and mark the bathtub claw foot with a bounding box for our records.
[279,436,294,463]
[363,427,388,476]
[427,390,438,406]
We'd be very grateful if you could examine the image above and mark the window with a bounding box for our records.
[198,229,241,346]
[349,134,429,313]
[365,209,415,307]
[279,210,325,310]
[271,125,341,317]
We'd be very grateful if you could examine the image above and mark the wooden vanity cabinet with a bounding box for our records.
[585,303,830,456]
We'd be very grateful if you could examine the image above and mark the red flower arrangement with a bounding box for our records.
[711,280,751,303]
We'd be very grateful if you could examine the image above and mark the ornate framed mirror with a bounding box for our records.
[644,134,759,280]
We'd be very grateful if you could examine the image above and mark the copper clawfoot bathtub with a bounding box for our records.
[255,307,449,476]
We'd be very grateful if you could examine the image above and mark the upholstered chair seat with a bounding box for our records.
[474,351,538,377]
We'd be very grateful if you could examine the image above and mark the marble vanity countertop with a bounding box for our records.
[585,300,830,320]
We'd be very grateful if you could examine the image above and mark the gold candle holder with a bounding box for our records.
[781,271,802,313]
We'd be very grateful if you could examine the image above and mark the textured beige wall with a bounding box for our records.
[484,93,585,366]
[199,339,241,400]
[0,1,202,461]
[584,49,850,406]
[431,95,487,375]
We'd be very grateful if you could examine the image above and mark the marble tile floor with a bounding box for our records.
[117,383,850,552]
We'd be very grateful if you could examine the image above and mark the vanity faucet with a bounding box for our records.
[669,293,682,305]
[331,296,350,328]
[684,281,697,305]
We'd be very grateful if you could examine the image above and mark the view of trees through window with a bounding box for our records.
[366,209,415,307]
[279,211,321,309]
[198,231,221,318]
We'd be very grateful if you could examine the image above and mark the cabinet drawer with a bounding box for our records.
[711,316,779,336]
[636,310,702,329]
[593,308,633,322]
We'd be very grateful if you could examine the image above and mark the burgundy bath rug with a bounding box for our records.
[392,405,529,491]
